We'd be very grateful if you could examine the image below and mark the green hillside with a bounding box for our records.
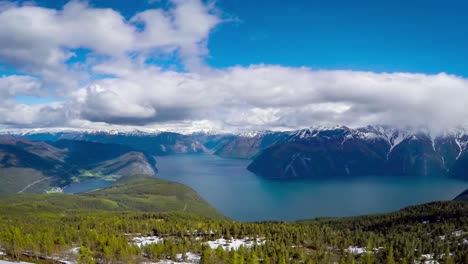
[0,175,224,220]
[0,177,467,264]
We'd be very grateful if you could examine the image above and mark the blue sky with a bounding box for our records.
[7,0,468,76]
[209,0,468,76]
[1,0,468,130]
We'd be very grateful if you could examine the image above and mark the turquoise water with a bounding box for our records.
[155,154,468,222]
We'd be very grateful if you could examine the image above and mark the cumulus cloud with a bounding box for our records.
[0,75,68,127]
[0,0,467,133]
[0,103,67,127]
[0,0,220,90]
[70,62,468,132]
[0,75,43,98]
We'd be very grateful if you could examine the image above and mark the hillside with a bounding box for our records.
[454,189,468,201]
[248,126,468,179]
[0,137,157,193]
[0,175,223,219]
[214,131,289,159]
[0,196,466,263]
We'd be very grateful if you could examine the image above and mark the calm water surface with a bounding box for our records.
[63,179,113,194]
[155,154,468,221]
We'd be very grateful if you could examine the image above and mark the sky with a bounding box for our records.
[0,0,467,132]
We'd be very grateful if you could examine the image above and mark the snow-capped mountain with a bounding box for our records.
[215,130,290,159]
[247,125,468,180]
[3,125,468,180]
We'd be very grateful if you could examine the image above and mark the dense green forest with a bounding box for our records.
[0,177,466,264]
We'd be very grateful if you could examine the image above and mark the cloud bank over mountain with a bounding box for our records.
[0,0,467,132]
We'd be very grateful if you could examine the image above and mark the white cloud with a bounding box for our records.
[0,75,67,127]
[0,75,43,98]
[70,63,468,132]
[0,1,467,133]
[0,102,67,127]
[0,0,221,90]
[81,84,157,123]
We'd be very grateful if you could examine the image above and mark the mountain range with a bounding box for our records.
[1,125,468,194]
[246,125,468,180]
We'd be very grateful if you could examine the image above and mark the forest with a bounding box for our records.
[0,177,467,264]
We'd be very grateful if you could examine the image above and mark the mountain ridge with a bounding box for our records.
[4,125,468,180]
[0,137,158,193]
[248,125,468,179]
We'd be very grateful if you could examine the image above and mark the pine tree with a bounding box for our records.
[444,247,454,264]
[363,240,374,264]
[278,254,287,264]
[386,244,396,264]
[78,246,95,264]
[247,251,260,264]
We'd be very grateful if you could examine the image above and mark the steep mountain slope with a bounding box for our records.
[214,131,290,159]
[248,126,468,179]
[48,139,156,171]
[190,132,237,153]
[454,189,468,201]
[89,151,156,176]
[0,168,53,194]
[0,137,157,193]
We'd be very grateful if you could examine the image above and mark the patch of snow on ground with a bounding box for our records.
[414,254,440,264]
[133,236,164,247]
[439,229,464,240]
[346,246,366,254]
[452,229,463,237]
[206,237,265,251]
[420,254,434,259]
[50,255,77,264]
[68,247,80,254]
[145,252,200,264]
[176,253,200,263]
[373,247,384,252]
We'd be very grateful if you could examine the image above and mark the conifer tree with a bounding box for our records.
[386,244,396,264]
[78,246,95,264]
